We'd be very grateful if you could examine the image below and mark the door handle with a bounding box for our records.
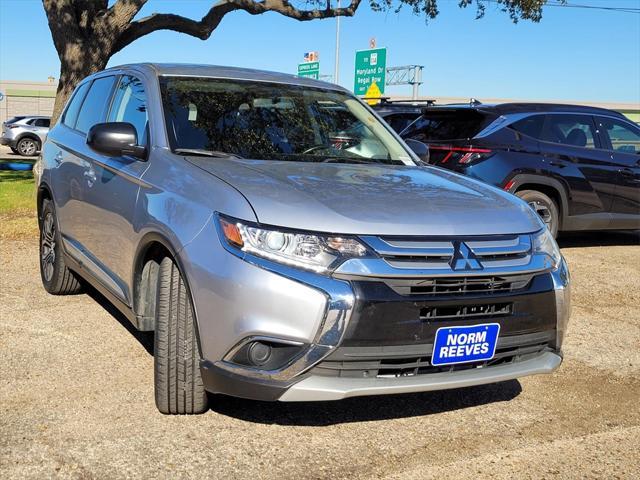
[54,152,63,166]
[619,168,635,177]
[549,161,566,168]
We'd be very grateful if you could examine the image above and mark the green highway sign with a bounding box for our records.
[354,48,387,96]
[298,61,320,80]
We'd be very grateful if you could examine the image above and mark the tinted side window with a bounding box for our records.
[511,115,545,139]
[75,76,116,134]
[541,114,596,149]
[599,117,640,154]
[402,110,490,142]
[62,82,91,129]
[108,75,148,144]
[34,118,50,127]
[385,113,420,133]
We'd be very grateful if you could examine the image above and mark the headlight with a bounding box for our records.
[532,228,561,269]
[217,216,369,273]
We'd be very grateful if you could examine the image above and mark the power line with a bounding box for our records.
[545,1,640,13]
[484,0,640,14]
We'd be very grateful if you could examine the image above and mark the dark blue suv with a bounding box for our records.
[401,103,640,237]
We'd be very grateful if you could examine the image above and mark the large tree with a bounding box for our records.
[42,0,553,122]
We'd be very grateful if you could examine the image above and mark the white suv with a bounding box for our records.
[1,115,51,156]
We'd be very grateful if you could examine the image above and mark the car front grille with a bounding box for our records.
[360,234,532,271]
[418,302,512,321]
[383,274,533,296]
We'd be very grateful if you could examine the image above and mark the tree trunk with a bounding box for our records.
[51,57,109,125]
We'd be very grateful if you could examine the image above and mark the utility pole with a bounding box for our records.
[334,0,341,85]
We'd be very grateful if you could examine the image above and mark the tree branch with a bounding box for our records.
[114,0,362,53]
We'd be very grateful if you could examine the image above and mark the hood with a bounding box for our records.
[186,158,542,236]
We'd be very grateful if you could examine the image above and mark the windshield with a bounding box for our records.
[160,77,412,165]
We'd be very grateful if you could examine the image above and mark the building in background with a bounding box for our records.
[0,79,57,124]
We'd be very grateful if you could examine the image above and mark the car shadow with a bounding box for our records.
[85,284,154,355]
[209,380,522,425]
[558,230,639,248]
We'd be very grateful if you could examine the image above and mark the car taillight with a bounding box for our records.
[428,145,492,165]
[6,124,20,129]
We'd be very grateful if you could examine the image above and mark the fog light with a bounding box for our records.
[247,341,272,366]
[226,337,306,370]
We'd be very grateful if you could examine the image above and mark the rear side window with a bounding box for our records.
[384,113,420,133]
[108,75,148,144]
[402,110,490,142]
[511,115,545,139]
[34,118,50,127]
[62,82,91,129]
[598,117,640,154]
[541,114,596,149]
[75,76,117,134]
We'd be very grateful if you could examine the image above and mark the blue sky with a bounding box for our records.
[1,0,639,103]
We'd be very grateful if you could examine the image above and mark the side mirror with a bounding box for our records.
[404,138,430,164]
[86,122,146,160]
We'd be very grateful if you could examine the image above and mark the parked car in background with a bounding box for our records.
[1,115,51,156]
[401,103,640,237]
[37,64,570,414]
[371,98,434,133]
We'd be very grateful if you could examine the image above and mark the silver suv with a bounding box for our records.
[37,64,571,414]
[1,115,50,156]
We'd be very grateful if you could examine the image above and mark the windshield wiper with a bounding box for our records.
[320,156,372,164]
[174,148,243,159]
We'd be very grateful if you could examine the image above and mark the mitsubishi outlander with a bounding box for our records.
[37,64,571,414]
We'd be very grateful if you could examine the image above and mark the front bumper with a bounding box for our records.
[198,245,571,401]
[280,351,562,401]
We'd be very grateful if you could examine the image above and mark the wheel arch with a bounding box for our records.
[506,174,570,229]
[37,182,53,225]
[131,232,200,345]
[16,132,42,144]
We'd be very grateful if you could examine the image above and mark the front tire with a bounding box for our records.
[154,256,208,415]
[16,137,39,156]
[39,199,83,295]
[516,189,560,238]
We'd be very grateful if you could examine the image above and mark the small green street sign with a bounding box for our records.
[298,61,320,80]
[354,48,387,96]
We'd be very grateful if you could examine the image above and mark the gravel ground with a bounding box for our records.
[1,232,639,479]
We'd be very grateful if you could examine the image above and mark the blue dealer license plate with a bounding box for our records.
[431,323,500,366]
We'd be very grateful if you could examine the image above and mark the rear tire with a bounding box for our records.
[516,189,560,238]
[154,256,208,415]
[16,137,39,156]
[39,199,83,295]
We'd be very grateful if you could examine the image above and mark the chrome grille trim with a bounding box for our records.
[336,233,550,278]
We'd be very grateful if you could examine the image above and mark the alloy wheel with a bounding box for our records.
[41,212,56,281]
[528,200,552,227]
[18,139,37,156]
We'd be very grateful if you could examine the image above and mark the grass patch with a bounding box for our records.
[0,163,38,240]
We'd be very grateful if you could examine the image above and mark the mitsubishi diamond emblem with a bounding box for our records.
[450,241,483,270]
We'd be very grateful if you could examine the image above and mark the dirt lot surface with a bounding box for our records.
[1,232,639,479]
